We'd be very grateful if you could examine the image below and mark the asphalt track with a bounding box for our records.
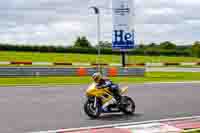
[0,83,200,133]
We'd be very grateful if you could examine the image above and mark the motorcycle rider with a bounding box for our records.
[92,72,121,105]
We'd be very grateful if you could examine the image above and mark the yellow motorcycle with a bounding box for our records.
[84,83,135,118]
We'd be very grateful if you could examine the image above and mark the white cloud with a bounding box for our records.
[0,0,199,45]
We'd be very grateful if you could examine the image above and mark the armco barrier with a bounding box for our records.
[91,63,109,66]
[0,67,145,77]
[1,61,200,67]
[117,67,145,76]
[180,62,197,66]
[11,61,32,65]
[0,67,77,76]
[32,62,53,66]
[146,63,164,67]
[164,62,180,66]
[0,61,10,65]
[53,62,72,66]
[126,63,145,67]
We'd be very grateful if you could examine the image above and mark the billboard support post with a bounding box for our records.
[122,51,126,67]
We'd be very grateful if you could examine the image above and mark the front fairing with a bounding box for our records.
[86,83,110,98]
[86,83,98,96]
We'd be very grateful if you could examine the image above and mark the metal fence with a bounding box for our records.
[0,67,145,77]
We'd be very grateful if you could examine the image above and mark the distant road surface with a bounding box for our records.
[147,67,200,72]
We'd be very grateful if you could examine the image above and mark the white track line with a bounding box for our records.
[30,115,200,133]
[144,81,200,85]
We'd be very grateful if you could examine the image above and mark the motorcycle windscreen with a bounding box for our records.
[119,87,128,94]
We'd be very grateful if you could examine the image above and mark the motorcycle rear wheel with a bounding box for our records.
[84,99,101,119]
[120,96,135,115]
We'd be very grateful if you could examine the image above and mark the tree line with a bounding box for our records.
[0,36,200,57]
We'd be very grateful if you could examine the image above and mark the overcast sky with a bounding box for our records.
[0,0,199,46]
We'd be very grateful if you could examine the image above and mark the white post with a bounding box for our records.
[90,6,101,73]
[97,12,101,73]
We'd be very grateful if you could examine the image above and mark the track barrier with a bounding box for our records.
[1,61,200,67]
[0,61,200,67]
[77,68,87,76]
[0,67,145,77]
[53,62,72,66]
[10,61,32,65]
[108,67,118,77]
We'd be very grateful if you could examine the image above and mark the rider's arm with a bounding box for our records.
[98,80,112,89]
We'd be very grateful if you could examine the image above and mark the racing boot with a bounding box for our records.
[113,89,122,104]
[102,97,116,112]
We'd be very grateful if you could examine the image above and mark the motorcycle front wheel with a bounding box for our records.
[84,98,101,119]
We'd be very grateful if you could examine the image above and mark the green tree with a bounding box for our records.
[74,36,92,48]
[138,43,146,49]
[160,41,176,49]
[98,41,112,48]
[149,43,157,47]
[192,41,200,57]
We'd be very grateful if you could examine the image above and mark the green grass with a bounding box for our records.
[0,72,200,86]
[184,130,200,133]
[0,51,200,63]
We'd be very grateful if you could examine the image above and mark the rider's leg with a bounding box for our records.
[111,84,121,102]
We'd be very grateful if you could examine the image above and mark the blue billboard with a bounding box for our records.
[112,30,135,50]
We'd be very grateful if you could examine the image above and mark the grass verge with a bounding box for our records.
[183,129,200,133]
[0,72,200,86]
[0,51,200,63]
